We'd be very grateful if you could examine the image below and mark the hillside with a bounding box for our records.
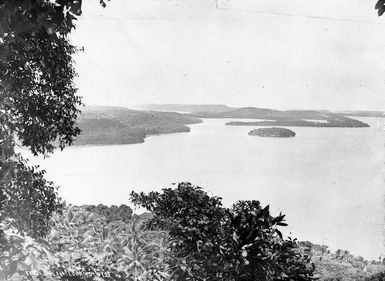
[196,107,369,128]
[74,106,202,145]
[336,110,385,118]
[133,103,236,114]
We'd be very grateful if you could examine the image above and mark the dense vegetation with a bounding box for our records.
[74,106,202,145]
[300,242,385,281]
[0,203,170,281]
[248,128,296,138]
[1,183,316,281]
[2,184,384,281]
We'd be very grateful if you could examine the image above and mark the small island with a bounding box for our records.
[248,127,296,138]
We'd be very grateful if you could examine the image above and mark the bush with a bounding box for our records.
[131,182,315,281]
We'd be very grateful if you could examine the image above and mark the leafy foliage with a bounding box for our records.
[0,0,85,155]
[229,200,314,280]
[0,2,110,279]
[1,159,63,238]
[131,182,315,281]
[375,0,385,16]
[0,0,84,240]
[1,199,382,281]
[0,205,170,281]
[0,222,54,281]
[50,206,170,281]
[0,0,112,241]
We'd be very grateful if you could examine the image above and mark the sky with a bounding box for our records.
[70,0,385,111]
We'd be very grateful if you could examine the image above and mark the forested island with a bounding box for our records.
[249,127,296,137]
[74,106,202,145]
[226,118,369,128]
[201,107,369,128]
[136,104,371,128]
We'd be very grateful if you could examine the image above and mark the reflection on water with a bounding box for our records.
[27,117,385,260]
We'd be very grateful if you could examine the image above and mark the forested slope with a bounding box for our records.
[74,106,202,145]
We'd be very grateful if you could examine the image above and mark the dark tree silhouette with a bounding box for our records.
[0,0,105,238]
[375,0,385,16]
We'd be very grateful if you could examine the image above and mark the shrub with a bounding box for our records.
[131,182,315,281]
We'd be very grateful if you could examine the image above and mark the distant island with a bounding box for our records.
[248,127,296,138]
[195,107,369,128]
[226,118,369,128]
[74,106,201,146]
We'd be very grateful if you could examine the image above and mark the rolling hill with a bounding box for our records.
[132,103,236,114]
[335,110,385,117]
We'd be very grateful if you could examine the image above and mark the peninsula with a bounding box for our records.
[74,106,202,146]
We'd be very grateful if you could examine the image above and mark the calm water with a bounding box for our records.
[28,117,385,260]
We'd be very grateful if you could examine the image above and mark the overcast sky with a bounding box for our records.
[70,0,385,111]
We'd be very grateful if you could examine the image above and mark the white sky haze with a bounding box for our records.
[70,0,385,111]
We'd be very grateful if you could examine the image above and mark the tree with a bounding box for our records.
[0,2,93,279]
[130,182,315,281]
[375,0,385,16]
[0,0,108,238]
[0,0,75,238]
